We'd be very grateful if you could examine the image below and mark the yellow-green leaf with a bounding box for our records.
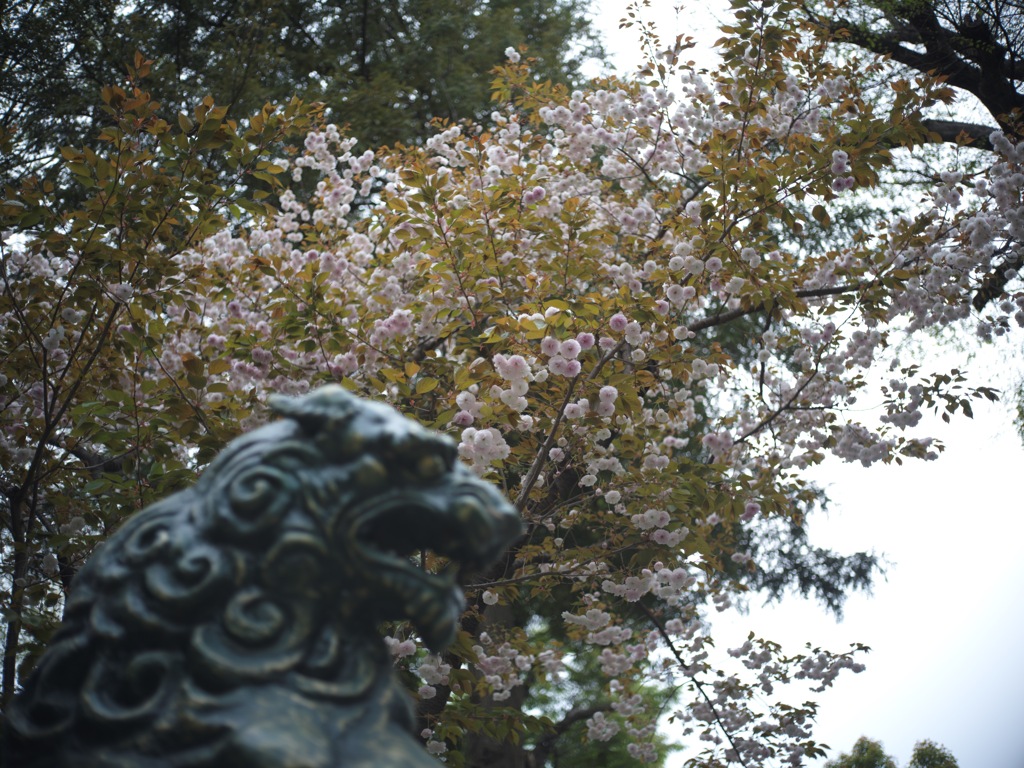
[416,377,439,394]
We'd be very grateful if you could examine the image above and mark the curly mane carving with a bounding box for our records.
[4,386,522,767]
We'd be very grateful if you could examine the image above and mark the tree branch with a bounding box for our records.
[825,12,1024,136]
[530,704,609,767]
[972,248,1024,311]
[687,284,862,336]
[639,603,750,768]
[921,118,995,148]
[830,17,984,95]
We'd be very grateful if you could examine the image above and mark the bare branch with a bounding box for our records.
[921,118,996,148]
[687,284,863,336]
[530,704,610,767]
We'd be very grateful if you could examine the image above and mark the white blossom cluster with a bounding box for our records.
[472,634,533,702]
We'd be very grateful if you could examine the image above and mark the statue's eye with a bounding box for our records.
[416,453,447,481]
[353,456,388,490]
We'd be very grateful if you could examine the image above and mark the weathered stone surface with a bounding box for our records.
[4,386,522,767]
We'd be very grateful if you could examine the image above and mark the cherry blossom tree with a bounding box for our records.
[3,1,1020,766]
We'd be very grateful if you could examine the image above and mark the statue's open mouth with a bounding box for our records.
[343,480,521,649]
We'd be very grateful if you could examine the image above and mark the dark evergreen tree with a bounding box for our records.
[0,0,603,191]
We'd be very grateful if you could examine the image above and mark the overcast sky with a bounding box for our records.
[584,2,1024,765]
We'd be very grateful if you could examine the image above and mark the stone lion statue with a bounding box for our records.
[4,386,522,767]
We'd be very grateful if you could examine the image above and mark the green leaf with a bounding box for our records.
[811,204,830,227]
[416,377,440,394]
[182,355,204,377]
[209,358,231,375]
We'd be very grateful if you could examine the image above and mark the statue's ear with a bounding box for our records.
[268,385,359,434]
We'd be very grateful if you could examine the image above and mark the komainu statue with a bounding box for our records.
[4,386,522,767]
